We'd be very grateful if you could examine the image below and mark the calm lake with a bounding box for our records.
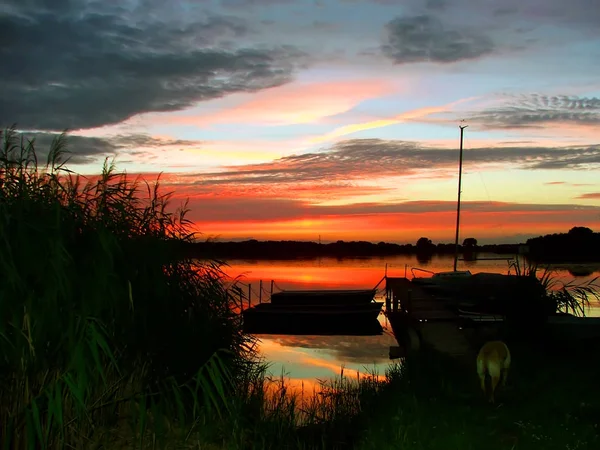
[224,254,600,392]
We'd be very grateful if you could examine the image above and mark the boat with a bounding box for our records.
[269,288,376,306]
[411,125,476,283]
[409,125,522,296]
[242,302,384,335]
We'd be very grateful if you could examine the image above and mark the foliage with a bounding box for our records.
[462,237,477,248]
[508,256,600,317]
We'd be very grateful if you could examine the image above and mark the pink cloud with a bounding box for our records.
[166,79,395,127]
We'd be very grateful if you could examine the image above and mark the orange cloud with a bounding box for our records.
[575,193,600,200]
[191,205,600,245]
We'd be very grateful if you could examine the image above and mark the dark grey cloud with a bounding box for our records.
[468,94,600,129]
[220,0,294,8]
[13,131,202,164]
[381,14,494,64]
[13,132,116,164]
[494,6,519,17]
[0,0,305,131]
[425,0,447,10]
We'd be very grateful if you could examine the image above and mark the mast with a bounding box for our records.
[453,125,468,272]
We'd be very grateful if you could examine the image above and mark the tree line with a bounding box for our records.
[182,227,600,262]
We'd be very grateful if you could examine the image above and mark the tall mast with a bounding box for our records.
[453,125,468,272]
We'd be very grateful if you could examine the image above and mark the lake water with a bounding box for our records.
[224,254,600,392]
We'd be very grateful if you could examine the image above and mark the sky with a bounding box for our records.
[2,0,600,244]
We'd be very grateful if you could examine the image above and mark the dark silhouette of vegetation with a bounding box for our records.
[185,239,523,260]
[526,226,600,262]
[462,237,477,249]
[185,227,600,262]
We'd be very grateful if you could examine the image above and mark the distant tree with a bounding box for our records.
[462,237,478,248]
[416,237,433,249]
[568,227,593,237]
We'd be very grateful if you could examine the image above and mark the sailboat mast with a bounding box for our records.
[453,125,468,272]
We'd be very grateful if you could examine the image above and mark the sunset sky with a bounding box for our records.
[3,0,600,244]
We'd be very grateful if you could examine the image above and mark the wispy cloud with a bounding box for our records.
[161,79,394,127]
[188,140,600,189]
[575,193,600,200]
[311,98,477,143]
[467,94,600,129]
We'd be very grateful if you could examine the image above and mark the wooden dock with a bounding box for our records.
[385,277,474,360]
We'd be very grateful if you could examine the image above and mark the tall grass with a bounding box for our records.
[0,126,253,448]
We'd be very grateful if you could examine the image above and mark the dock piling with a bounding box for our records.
[259,280,263,303]
[385,283,391,312]
[248,284,251,308]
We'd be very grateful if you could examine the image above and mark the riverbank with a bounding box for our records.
[93,334,598,450]
[358,336,599,450]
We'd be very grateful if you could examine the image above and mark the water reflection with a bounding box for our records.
[252,316,398,393]
[228,254,600,390]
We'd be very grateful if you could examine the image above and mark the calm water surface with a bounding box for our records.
[224,254,600,391]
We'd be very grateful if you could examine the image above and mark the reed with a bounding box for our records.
[0,126,252,448]
[509,256,600,316]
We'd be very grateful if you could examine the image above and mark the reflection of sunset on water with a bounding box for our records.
[256,332,395,398]
[225,254,600,296]
[230,255,600,393]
